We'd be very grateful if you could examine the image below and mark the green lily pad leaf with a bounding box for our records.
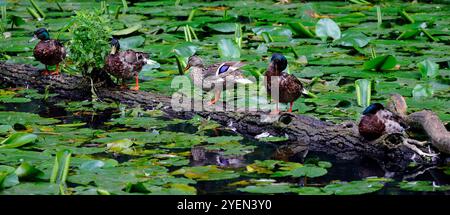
[288,22,315,38]
[336,31,370,48]
[0,89,31,103]
[317,161,332,169]
[238,183,294,194]
[417,59,439,79]
[0,165,19,189]
[363,55,397,71]
[324,180,384,195]
[0,182,60,195]
[412,84,433,99]
[315,18,341,41]
[112,24,142,36]
[355,79,371,108]
[79,159,118,171]
[8,15,26,28]
[399,181,450,192]
[295,187,332,195]
[207,23,236,33]
[109,117,180,130]
[106,139,134,154]
[259,136,289,142]
[272,165,327,178]
[0,132,38,149]
[206,136,243,144]
[145,183,197,195]
[119,36,145,49]
[15,161,44,180]
[218,38,240,60]
[205,142,255,156]
[172,165,239,181]
[0,112,60,126]
[246,160,285,174]
[0,125,13,135]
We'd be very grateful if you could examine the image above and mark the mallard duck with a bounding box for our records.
[358,103,407,140]
[184,56,253,105]
[30,28,66,75]
[265,53,308,114]
[104,38,153,91]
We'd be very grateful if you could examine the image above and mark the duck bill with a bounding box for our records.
[183,64,191,72]
[29,35,38,43]
[110,46,117,55]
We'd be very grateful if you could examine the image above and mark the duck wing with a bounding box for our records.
[276,73,304,103]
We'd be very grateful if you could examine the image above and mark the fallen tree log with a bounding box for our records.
[0,62,447,172]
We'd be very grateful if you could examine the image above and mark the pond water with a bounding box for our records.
[0,0,449,195]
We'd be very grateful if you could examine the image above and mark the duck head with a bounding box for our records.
[269,53,288,73]
[110,38,121,54]
[29,28,50,42]
[362,103,384,115]
[184,55,204,72]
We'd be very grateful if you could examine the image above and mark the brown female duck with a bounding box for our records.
[30,28,66,75]
[104,38,153,91]
[184,56,252,105]
[358,103,407,140]
[265,53,308,114]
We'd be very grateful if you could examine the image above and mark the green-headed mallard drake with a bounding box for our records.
[104,38,154,91]
[184,55,253,105]
[30,28,66,76]
[264,53,308,114]
[358,103,407,140]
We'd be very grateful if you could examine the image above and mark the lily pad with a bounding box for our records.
[171,165,239,181]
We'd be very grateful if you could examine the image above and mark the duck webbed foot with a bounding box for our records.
[402,137,438,158]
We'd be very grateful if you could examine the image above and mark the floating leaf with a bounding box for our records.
[295,187,332,195]
[238,183,294,194]
[272,165,327,178]
[417,59,439,79]
[207,23,236,33]
[363,55,397,71]
[15,161,44,180]
[412,84,433,99]
[112,24,142,36]
[119,36,145,49]
[172,165,239,181]
[106,139,135,155]
[336,31,370,48]
[206,136,243,144]
[315,18,341,41]
[0,165,19,189]
[288,22,315,38]
[324,180,384,195]
[399,181,450,192]
[258,136,289,142]
[0,132,38,149]
[218,38,240,59]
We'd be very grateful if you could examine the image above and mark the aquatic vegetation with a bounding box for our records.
[0,0,449,195]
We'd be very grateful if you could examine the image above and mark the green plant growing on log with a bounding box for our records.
[67,10,111,76]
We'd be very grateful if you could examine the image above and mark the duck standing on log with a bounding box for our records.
[30,28,66,76]
[104,38,155,91]
[184,55,253,105]
[265,53,309,115]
